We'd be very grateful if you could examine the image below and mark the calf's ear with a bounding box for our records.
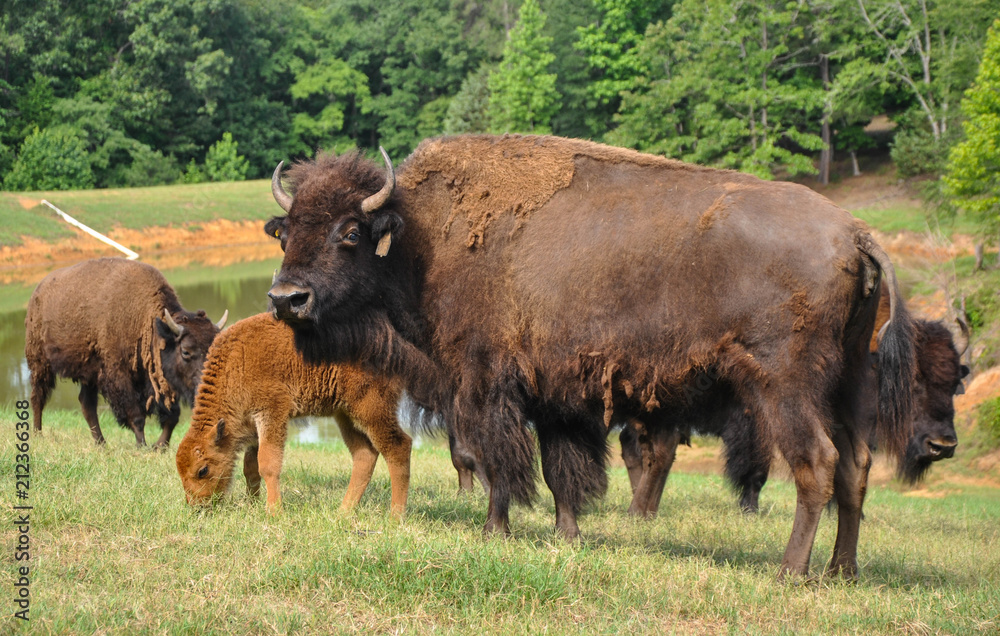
[215,419,226,445]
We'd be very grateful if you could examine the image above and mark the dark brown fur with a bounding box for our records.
[175,313,410,516]
[266,134,917,580]
[620,287,968,514]
[25,258,222,447]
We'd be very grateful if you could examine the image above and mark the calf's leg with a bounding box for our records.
[243,445,261,498]
[334,413,379,512]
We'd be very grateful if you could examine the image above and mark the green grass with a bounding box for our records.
[852,204,982,237]
[0,180,274,247]
[1,407,998,634]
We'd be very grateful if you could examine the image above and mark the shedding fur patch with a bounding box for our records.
[399,134,709,248]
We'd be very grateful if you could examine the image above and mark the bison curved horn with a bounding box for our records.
[955,314,970,357]
[271,161,293,213]
[162,309,184,337]
[215,309,229,331]
[361,146,395,214]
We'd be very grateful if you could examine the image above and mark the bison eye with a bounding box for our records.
[345,231,360,245]
[197,466,209,479]
[180,347,193,361]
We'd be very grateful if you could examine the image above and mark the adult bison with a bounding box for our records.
[266,134,915,579]
[25,258,226,448]
[621,296,970,516]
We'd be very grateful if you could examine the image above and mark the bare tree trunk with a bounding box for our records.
[975,243,984,271]
[850,150,861,177]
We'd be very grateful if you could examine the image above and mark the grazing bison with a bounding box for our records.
[266,134,916,579]
[621,298,970,515]
[176,313,411,516]
[25,258,226,447]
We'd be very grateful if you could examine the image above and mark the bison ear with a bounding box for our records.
[370,212,404,258]
[155,318,177,343]
[214,419,226,445]
[264,217,286,241]
[959,364,970,379]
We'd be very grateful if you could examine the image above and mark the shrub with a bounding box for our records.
[203,131,249,182]
[4,126,95,191]
[979,396,1000,443]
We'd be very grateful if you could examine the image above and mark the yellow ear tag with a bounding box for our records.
[274,229,280,237]
[376,233,392,257]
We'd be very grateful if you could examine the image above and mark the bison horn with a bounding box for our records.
[361,146,395,214]
[215,309,229,331]
[955,315,970,357]
[162,310,184,337]
[272,161,293,213]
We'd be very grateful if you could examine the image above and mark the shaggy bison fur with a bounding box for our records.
[175,313,410,516]
[25,258,225,447]
[265,134,918,579]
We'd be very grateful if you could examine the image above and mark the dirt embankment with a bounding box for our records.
[1,218,278,285]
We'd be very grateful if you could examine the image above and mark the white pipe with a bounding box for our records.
[40,199,139,260]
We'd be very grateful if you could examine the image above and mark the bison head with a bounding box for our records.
[156,308,227,405]
[176,418,234,507]
[265,148,409,361]
[899,319,970,483]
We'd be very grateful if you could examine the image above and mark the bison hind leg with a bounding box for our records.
[27,354,55,434]
[78,382,106,445]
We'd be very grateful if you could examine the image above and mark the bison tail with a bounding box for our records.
[860,238,916,462]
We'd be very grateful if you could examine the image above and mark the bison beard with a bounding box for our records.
[266,134,918,580]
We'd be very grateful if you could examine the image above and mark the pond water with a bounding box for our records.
[0,254,359,444]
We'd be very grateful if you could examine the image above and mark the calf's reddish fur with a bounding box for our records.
[176,313,410,516]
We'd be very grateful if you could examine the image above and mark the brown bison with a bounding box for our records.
[175,313,411,516]
[265,134,916,579]
[25,258,226,447]
[621,295,970,516]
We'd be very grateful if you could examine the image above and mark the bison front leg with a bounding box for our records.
[256,438,285,514]
[536,413,609,539]
[78,383,106,445]
[152,403,181,450]
[243,445,262,498]
[450,431,488,495]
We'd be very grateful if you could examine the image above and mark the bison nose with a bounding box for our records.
[268,282,314,323]
[925,435,958,459]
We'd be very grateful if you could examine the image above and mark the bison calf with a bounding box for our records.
[25,258,226,448]
[176,313,411,516]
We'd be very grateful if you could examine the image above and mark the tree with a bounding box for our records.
[942,19,1000,260]
[574,0,672,138]
[488,0,561,134]
[611,0,824,179]
[203,132,249,182]
[443,65,493,134]
[856,0,1000,143]
[4,126,95,191]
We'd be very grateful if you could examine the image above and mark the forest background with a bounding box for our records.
[2,0,999,239]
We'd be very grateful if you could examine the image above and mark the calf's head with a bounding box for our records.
[155,309,227,405]
[176,419,235,506]
[266,148,402,333]
[900,319,970,482]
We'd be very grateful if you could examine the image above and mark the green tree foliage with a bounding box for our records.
[203,132,249,182]
[575,0,672,138]
[942,20,1000,244]
[489,0,561,134]
[4,126,95,191]
[611,0,824,178]
[444,65,493,134]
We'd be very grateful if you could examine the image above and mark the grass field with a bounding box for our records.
[0,180,273,247]
[2,406,998,634]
